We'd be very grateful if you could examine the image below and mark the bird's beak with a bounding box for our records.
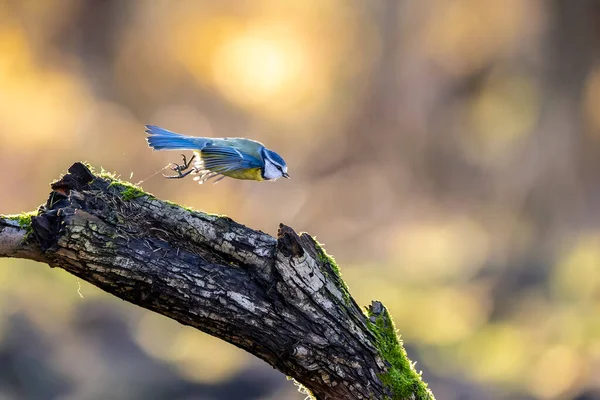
[283,172,290,179]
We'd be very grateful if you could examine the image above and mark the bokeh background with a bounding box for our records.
[1,1,600,399]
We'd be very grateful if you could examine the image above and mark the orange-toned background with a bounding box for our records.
[1,1,600,399]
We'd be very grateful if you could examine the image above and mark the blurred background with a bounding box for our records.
[1,0,600,399]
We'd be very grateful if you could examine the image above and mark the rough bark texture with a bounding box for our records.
[0,163,433,400]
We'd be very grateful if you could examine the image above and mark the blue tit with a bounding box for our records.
[145,125,289,184]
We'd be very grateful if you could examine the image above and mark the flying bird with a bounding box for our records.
[145,125,289,184]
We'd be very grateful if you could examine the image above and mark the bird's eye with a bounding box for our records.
[276,165,283,172]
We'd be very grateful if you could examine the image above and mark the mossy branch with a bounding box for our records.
[0,162,434,400]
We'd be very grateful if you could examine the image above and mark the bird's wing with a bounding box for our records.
[194,145,262,183]
[145,125,211,150]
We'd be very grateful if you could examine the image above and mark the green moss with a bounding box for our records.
[82,161,95,173]
[3,210,38,234]
[163,199,232,220]
[4,211,36,228]
[95,170,228,217]
[314,239,352,304]
[107,180,148,201]
[164,199,196,213]
[94,168,230,216]
[121,186,148,201]
[365,305,434,400]
[315,242,344,283]
[98,168,154,201]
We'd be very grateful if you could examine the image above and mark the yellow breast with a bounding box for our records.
[223,167,264,181]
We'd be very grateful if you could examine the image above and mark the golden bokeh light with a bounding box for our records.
[459,324,529,384]
[465,72,540,162]
[389,217,490,282]
[552,234,600,303]
[528,345,582,399]
[136,312,249,383]
[0,23,92,150]
[214,25,306,102]
[406,286,490,345]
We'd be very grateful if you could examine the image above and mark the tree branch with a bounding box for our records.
[0,162,433,400]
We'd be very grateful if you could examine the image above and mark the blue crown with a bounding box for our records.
[264,148,287,167]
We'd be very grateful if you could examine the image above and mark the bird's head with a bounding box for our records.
[261,147,289,181]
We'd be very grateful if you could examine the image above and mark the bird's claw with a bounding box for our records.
[163,154,196,179]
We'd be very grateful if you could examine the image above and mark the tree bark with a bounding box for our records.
[0,162,433,400]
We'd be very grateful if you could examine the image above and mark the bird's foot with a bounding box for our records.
[163,154,197,179]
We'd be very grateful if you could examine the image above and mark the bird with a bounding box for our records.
[145,125,289,184]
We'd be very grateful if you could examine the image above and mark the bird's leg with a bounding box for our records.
[163,154,197,179]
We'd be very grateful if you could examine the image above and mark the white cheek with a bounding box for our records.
[263,162,281,180]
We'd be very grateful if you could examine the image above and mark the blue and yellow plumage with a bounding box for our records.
[145,125,289,183]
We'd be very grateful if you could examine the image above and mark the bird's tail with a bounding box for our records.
[145,125,208,150]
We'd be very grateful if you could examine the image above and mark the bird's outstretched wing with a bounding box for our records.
[194,145,262,184]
